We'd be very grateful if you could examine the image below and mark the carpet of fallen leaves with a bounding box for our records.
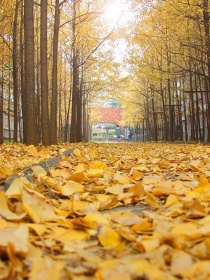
[0,142,210,280]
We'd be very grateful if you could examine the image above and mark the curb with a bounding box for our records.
[2,148,74,191]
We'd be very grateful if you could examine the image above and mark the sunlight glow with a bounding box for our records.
[102,0,134,26]
[103,2,124,22]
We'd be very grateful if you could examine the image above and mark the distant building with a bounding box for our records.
[98,107,123,124]
[92,107,123,141]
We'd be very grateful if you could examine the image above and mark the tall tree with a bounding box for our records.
[70,0,78,143]
[40,0,50,145]
[24,0,38,145]
[12,0,19,142]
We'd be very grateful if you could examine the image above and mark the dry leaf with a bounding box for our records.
[0,191,26,221]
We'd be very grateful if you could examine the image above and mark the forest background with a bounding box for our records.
[0,0,210,146]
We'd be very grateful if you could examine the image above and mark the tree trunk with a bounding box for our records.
[0,62,3,144]
[70,0,77,142]
[24,0,38,145]
[13,0,19,142]
[76,61,84,142]
[20,0,25,143]
[40,0,50,145]
[50,0,60,144]
[203,0,210,142]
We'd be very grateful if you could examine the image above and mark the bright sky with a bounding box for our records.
[101,0,135,61]
[102,0,134,27]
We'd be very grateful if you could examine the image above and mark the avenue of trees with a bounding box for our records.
[0,0,210,145]
[0,0,119,145]
[120,0,210,142]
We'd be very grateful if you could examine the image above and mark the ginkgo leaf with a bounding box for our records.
[186,198,207,218]
[189,238,210,258]
[170,250,193,275]
[73,148,81,156]
[131,218,153,233]
[75,163,86,173]
[114,173,130,184]
[0,191,26,221]
[128,182,146,196]
[0,225,29,255]
[21,187,64,223]
[31,165,47,180]
[106,185,125,195]
[109,210,141,226]
[164,194,179,208]
[27,223,47,236]
[97,225,122,249]
[69,172,90,182]
[171,222,198,236]
[0,167,14,181]
[29,256,65,280]
[90,161,107,169]
[87,168,104,178]
[140,237,160,252]
[145,193,159,209]
[5,178,25,197]
[54,181,84,196]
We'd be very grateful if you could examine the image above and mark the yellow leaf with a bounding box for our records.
[0,225,29,255]
[97,225,122,249]
[87,168,104,178]
[50,228,90,243]
[0,191,26,221]
[109,211,141,226]
[170,250,193,274]
[0,217,7,229]
[70,200,93,214]
[21,187,64,223]
[153,180,173,196]
[189,159,201,171]
[27,223,47,236]
[145,193,159,209]
[140,237,160,252]
[69,171,90,182]
[131,218,153,233]
[114,173,130,184]
[132,170,143,181]
[73,148,81,156]
[171,222,197,235]
[186,198,207,218]
[31,165,47,180]
[179,260,210,279]
[0,167,13,180]
[194,177,210,196]
[90,161,107,169]
[29,256,65,280]
[190,238,210,258]
[83,213,109,226]
[98,259,121,269]
[55,181,84,196]
[164,194,179,208]
[106,185,125,195]
[5,178,25,197]
[128,182,146,196]
[75,163,86,173]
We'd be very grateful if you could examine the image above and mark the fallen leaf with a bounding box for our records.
[0,191,26,221]
[97,225,122,249]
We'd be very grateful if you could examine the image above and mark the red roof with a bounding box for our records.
[98,108,123,123]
